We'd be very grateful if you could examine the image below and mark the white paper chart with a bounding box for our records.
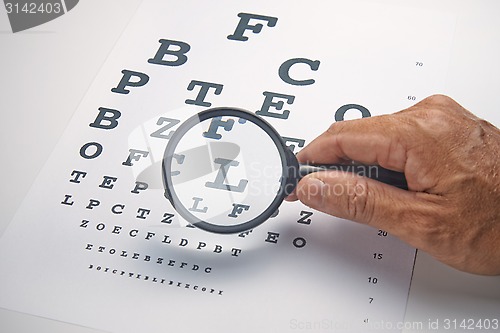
[0,1,456,332]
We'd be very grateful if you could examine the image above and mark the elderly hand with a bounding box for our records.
[287,95,500,275]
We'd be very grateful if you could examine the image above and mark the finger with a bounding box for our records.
[295,170,438,242]
[296,114,410,172]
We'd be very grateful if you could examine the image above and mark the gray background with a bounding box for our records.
[0,0,499,332]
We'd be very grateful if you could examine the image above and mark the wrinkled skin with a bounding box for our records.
[287,95,500,275]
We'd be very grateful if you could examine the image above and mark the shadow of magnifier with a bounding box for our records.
[162,107,407,234]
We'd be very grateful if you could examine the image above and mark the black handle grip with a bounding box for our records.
[298,164,408,190]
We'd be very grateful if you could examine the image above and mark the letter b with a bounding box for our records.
[148,39,191,67]
[89,107,121,130]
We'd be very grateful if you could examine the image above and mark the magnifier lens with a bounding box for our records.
[163,109,290,233]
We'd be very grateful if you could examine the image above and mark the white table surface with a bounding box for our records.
[1,1,499,332]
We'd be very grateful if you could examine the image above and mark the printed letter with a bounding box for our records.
[69,170,87,183]
[228,203,250,218]
[282,137,305,153]
[122,149,149,166]
[279,58,320,86]
[189,197,208,213]
[99,176,118,189]
[148,39,191,67]
[335,104,371,121]
[150,117,180,140]
[227,13,278,41]
[202,116,234,140]
[185,80,224,107]
[131,181,148,194]
[80,142,103,159]
[205,158,248,192]
[89,107,121,130]
[111,69,150,95]
[256,91,295,119]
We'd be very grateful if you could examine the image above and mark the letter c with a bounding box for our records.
[279,58,320,86]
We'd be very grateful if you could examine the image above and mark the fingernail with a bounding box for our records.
[284,191,298,202]
[298,176,326,207]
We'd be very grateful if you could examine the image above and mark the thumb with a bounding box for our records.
[296,170,423,232]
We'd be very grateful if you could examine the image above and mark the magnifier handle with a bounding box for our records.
[298,164,408,190]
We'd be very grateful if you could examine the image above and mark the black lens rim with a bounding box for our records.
[162,107,294,234]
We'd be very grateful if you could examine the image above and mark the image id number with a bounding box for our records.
[443,318,499,330]
[5,2,62,14]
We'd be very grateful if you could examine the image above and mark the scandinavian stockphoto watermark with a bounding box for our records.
[246,161,377,198]
[289,318,500,331]
[3,0,79,32]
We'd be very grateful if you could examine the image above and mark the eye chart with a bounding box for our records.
[0,1,455,332]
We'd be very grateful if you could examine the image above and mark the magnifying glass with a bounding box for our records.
[162,107,407,234]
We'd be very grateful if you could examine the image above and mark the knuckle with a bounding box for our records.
[425,94,455,106]
[420,104,451,122]
[326,121,346,136]
[407,105,456,140]
[412,95,456,118]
